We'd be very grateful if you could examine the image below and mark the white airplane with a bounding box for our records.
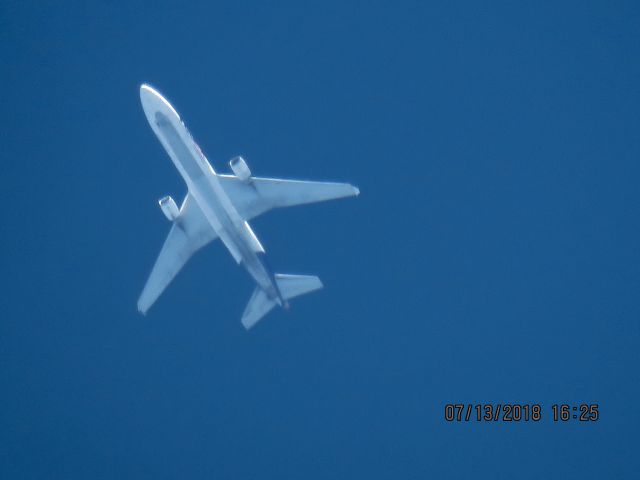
[137,84,359,329]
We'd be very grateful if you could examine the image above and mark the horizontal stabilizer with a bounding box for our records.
[241,288,278,330]
[241,274,323,330]
[274,274,323,300]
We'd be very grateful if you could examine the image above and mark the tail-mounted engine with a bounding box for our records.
[158,195,180,221]
[229,156,251,182]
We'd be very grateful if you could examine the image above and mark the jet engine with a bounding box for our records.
[158,195,180,221]
[230,156,251,182]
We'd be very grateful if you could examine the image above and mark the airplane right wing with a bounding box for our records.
[137,192,217,314]
[218,175,360,221]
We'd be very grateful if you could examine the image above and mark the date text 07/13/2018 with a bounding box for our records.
[444,404,599,422]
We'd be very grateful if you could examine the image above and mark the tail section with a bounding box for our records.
[241,274,323,330]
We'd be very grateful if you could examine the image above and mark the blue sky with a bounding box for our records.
[2,1,639,478]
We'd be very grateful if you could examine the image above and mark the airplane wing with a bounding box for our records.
[217,175,360,221]
[137,193,218,313]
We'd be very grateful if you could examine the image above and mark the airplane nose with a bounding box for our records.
[139,84,156,118]
[139,83,181,120]
[140,83,154,102]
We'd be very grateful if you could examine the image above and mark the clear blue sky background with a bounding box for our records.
[2,1,639,478]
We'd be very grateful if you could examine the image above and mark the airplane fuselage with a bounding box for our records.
[141,88,284,305]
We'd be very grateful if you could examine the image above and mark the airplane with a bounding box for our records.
[137,84,359,329]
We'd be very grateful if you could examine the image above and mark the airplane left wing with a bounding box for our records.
[218,175,359,221]
[138,193,218,314]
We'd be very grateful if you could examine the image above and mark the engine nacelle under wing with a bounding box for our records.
[229,156,251,182]
[159,195,180,221]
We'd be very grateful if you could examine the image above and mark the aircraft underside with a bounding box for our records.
[137,84,359,329]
